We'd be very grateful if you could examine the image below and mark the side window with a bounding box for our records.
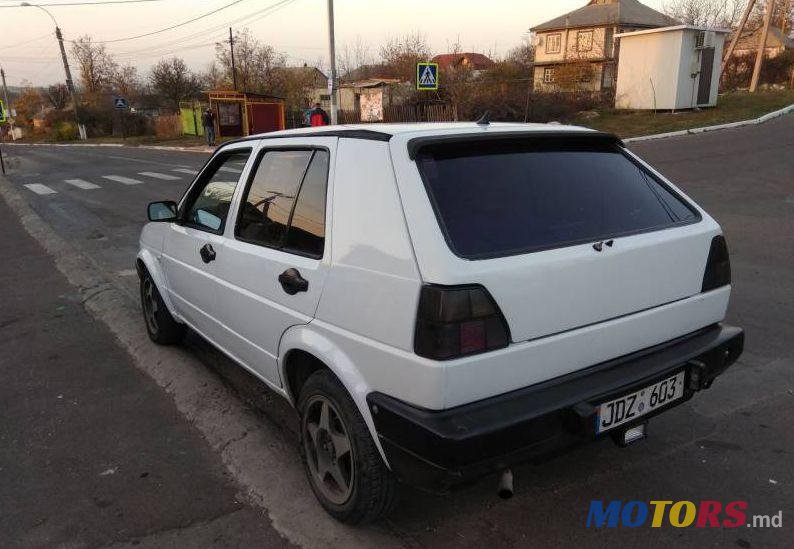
[284,150,329,257]
[236,149,329,258]
[183,149,251,233]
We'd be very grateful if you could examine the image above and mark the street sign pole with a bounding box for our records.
[327,0,339,125]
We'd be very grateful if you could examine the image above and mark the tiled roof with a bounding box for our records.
[531,0,679,32]
[431,53,495,70]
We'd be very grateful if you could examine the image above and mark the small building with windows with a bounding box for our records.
[530,0,678,92]
[615,26,729,110]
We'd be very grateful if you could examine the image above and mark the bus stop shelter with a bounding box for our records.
[207,90,285,138]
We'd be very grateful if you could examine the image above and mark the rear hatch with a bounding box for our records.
[400,132,716,343]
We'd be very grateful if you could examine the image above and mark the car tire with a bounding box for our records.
[139,270,186,345]
[298,369,397,524]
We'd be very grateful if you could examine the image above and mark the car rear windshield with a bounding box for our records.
[415,138,699,259]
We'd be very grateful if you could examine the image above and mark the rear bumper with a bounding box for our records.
[367,323,743,492]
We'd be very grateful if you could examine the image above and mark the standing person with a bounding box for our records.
[309,102,330,127]
[202,107,216,146]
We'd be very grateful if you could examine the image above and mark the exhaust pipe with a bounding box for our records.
[497,469,514,499]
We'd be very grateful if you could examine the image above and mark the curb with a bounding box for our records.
[624,103,794,143]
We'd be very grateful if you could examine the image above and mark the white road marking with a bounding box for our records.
[218,166,242,173]
[64,178,100,190]
[24,184,57,195]
[139,171,181,181]
[172,168,198,175]
[102,175,142,185]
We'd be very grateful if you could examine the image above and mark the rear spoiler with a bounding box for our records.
[407,131,624,160]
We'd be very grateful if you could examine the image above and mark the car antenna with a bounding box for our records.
[475,111,491,126]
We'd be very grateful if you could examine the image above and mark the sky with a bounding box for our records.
[0,0,668,87]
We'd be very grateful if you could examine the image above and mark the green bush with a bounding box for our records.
[53,121,78,141]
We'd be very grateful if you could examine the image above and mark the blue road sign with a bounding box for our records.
[114,97,129,110]
[416,62,439,91]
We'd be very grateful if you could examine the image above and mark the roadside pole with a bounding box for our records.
[229,27,238,91]
[1,68,16,141]
[327,0,338,125]
[750,0,776,92]
[22,3,87,139]
[720,0,756,78]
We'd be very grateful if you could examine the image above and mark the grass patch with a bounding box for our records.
[571,89,794,138]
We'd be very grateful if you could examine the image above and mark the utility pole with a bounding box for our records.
[720,0,757,77]
[21,3,85,139]
[750,0,776,92]
[1,67,15,140]
[55,27,76,94]
[326,0,338,125]
[229,27,238,91]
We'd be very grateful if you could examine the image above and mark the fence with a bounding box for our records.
[155,114,182,139]
[180,102,207,136]
[338,103,456,124]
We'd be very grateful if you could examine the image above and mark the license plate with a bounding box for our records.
[596,371,685,434]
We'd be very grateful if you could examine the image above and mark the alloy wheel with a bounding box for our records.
[142,278,159,334]
[302,395,355,505]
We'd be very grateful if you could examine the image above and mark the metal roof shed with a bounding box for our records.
[615,26,729,110]
[207,90,285,138]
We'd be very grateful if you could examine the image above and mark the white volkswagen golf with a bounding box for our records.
[138,122,743,524]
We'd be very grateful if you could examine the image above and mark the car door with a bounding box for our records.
[214,138,335,386]
[161,146,253,340]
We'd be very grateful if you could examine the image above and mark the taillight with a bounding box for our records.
[702,235,731,292]
[414,285,510,360]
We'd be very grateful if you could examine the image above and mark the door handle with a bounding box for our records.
[199,243,216,264]
[278,268,309,295]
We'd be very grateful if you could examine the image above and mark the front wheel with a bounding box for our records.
[298,370,397,524]
[140,270,186,345]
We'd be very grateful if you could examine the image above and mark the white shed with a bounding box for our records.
[615,25,729,110]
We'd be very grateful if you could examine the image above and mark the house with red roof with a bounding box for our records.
[431,53,495,76]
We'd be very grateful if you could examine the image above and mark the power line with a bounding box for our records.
[0,0,167,7]
[109,0,295,58]
[79,0,252,44]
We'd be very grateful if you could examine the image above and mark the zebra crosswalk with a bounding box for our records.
[64,179,100,190]
[22,170,193,196]
[138,172,181,181]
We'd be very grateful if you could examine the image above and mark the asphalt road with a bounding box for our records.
[1,116,792,549]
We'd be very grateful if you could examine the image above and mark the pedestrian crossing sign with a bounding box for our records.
[0,100,6,123]
[416,62,439,91]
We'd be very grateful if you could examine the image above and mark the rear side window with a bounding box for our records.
[236,149,329,258]
[416,140,698,259]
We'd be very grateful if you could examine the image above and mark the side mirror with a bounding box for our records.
[148,200,178,222]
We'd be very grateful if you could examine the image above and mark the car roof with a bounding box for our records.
[243,122,598,142]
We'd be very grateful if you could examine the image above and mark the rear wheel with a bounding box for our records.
[140,270,186,345]
[298,370,397,524]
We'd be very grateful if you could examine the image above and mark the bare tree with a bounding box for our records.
[71,36,117,95]
[112,64,140,100]
[200,61,230,90]
[337,36,372,81]
[150,57,201,112]
[663,0,748,28]
[46,84,69,110]
[379,31,432,82]
[214,28,286,94]
[506,38,535,71]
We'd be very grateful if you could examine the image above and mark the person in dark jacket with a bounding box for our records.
[201,108,216,146]
[309,102,330,127]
